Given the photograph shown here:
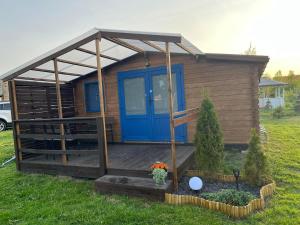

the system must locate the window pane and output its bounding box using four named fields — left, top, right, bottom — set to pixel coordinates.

left=0, top=104, right=3, bottom=110
left=124, top=77, right=146, bottom=115
left=152, top=74, right=178, bottom=114
left=3, top=103, right=11, bottom=110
